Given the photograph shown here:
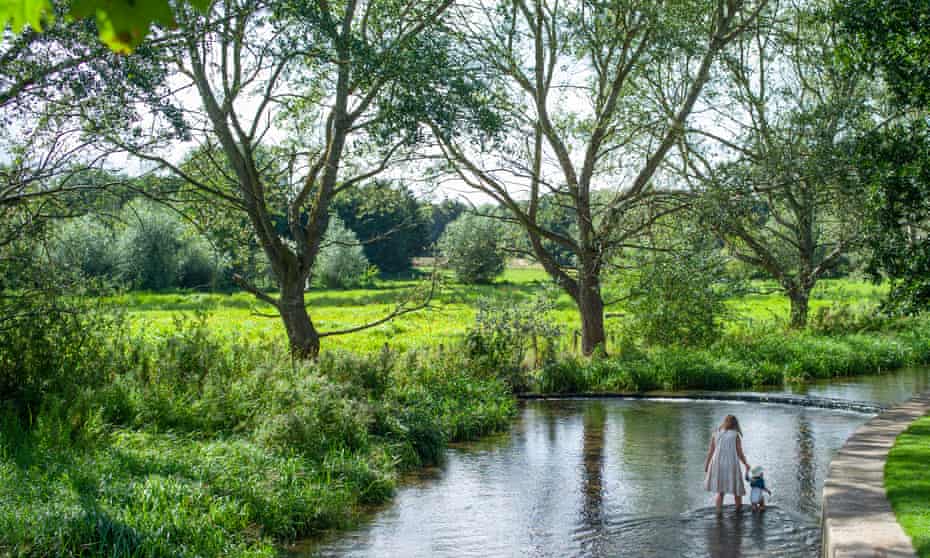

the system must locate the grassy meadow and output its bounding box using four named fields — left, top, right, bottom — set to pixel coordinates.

left=116, top=266, right=889, bottom=354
